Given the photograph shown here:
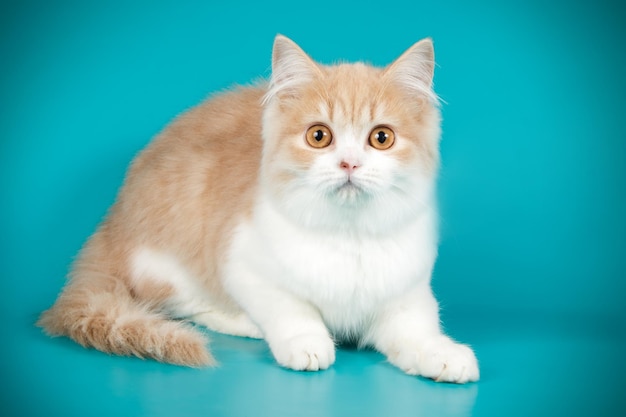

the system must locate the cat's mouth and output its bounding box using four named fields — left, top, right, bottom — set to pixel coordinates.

left=334, top=179, right=365, bottom=202
left=339, top=180, right=359, bottom=190
left=338, top=176, right=360, bottom=188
